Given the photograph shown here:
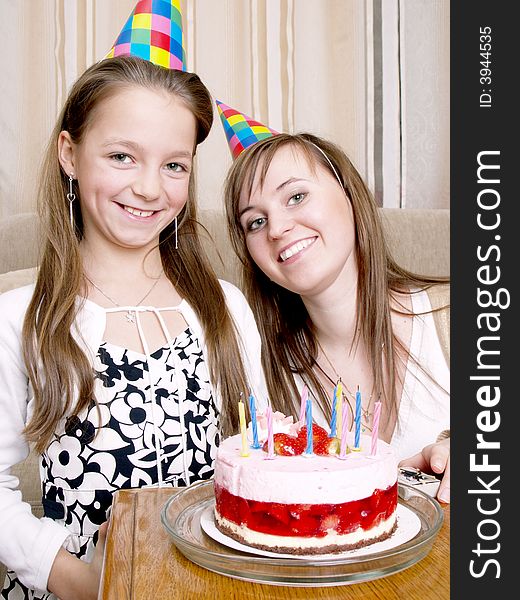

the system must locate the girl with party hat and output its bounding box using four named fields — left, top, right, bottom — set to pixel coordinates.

left=0, top=3, right=266, bottom=599
left=218, top=103, right=450, bottom=505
